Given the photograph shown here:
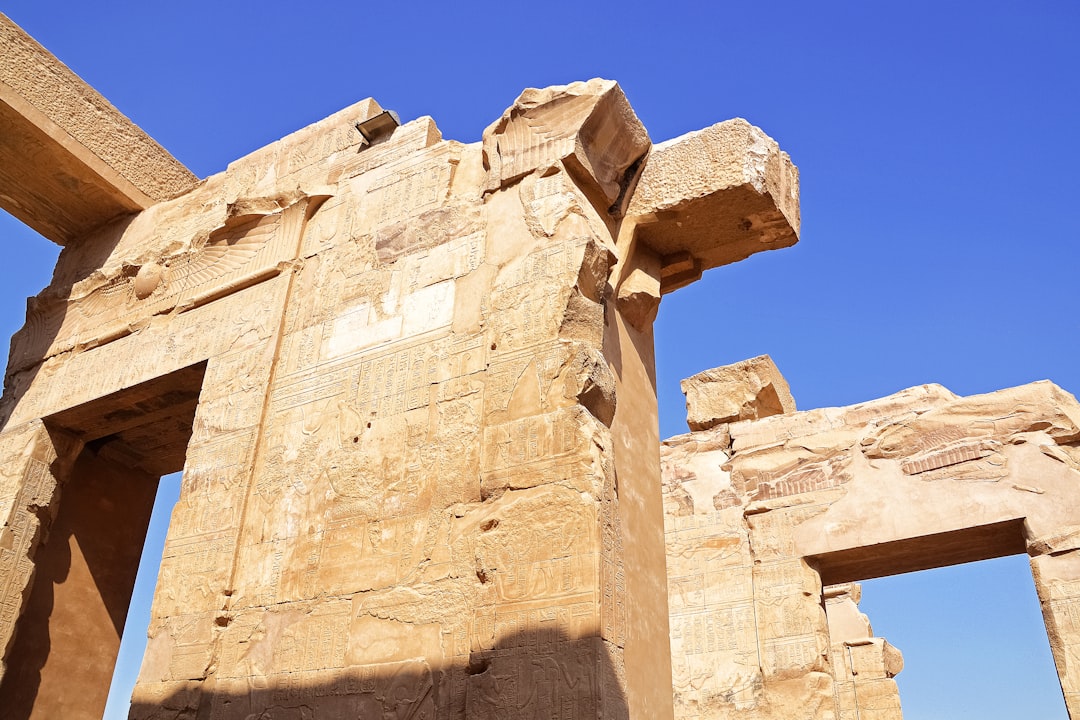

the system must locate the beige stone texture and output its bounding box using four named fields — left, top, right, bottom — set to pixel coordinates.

left=0, top=13, right=196, bottom=244
left=6, top=16, right=1076, bottom=720
left=0, top=21, right=805, bottom=718
left=626, top=119, right=800, bottom=293
left=681, top=355, right=796, bottom=431
left=825, top=585, right=904, bottom=720
left=663, top=372, right=1080, bottom=720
